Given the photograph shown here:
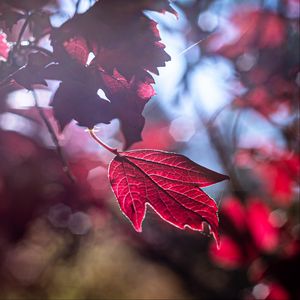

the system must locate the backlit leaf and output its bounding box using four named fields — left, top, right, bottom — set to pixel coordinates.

left=109, top=149, right=229, bottom=244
